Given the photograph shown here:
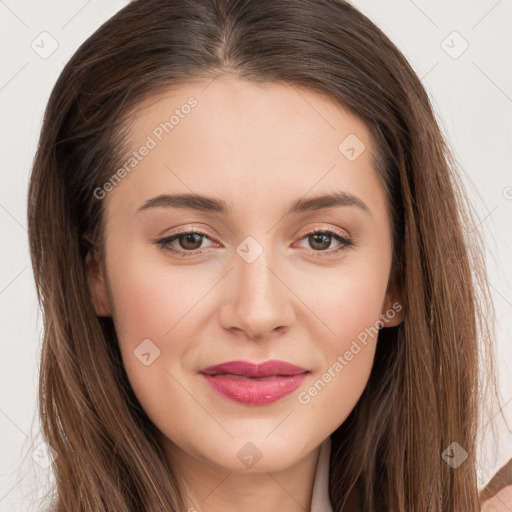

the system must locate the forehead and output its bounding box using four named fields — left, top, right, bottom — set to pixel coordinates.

left=126, top=76, right=372, bottom=152
left=105, top=77, right=384, bottom=217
